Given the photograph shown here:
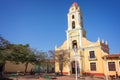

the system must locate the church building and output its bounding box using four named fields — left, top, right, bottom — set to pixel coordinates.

left=55, top=2, right=120, bottom=77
